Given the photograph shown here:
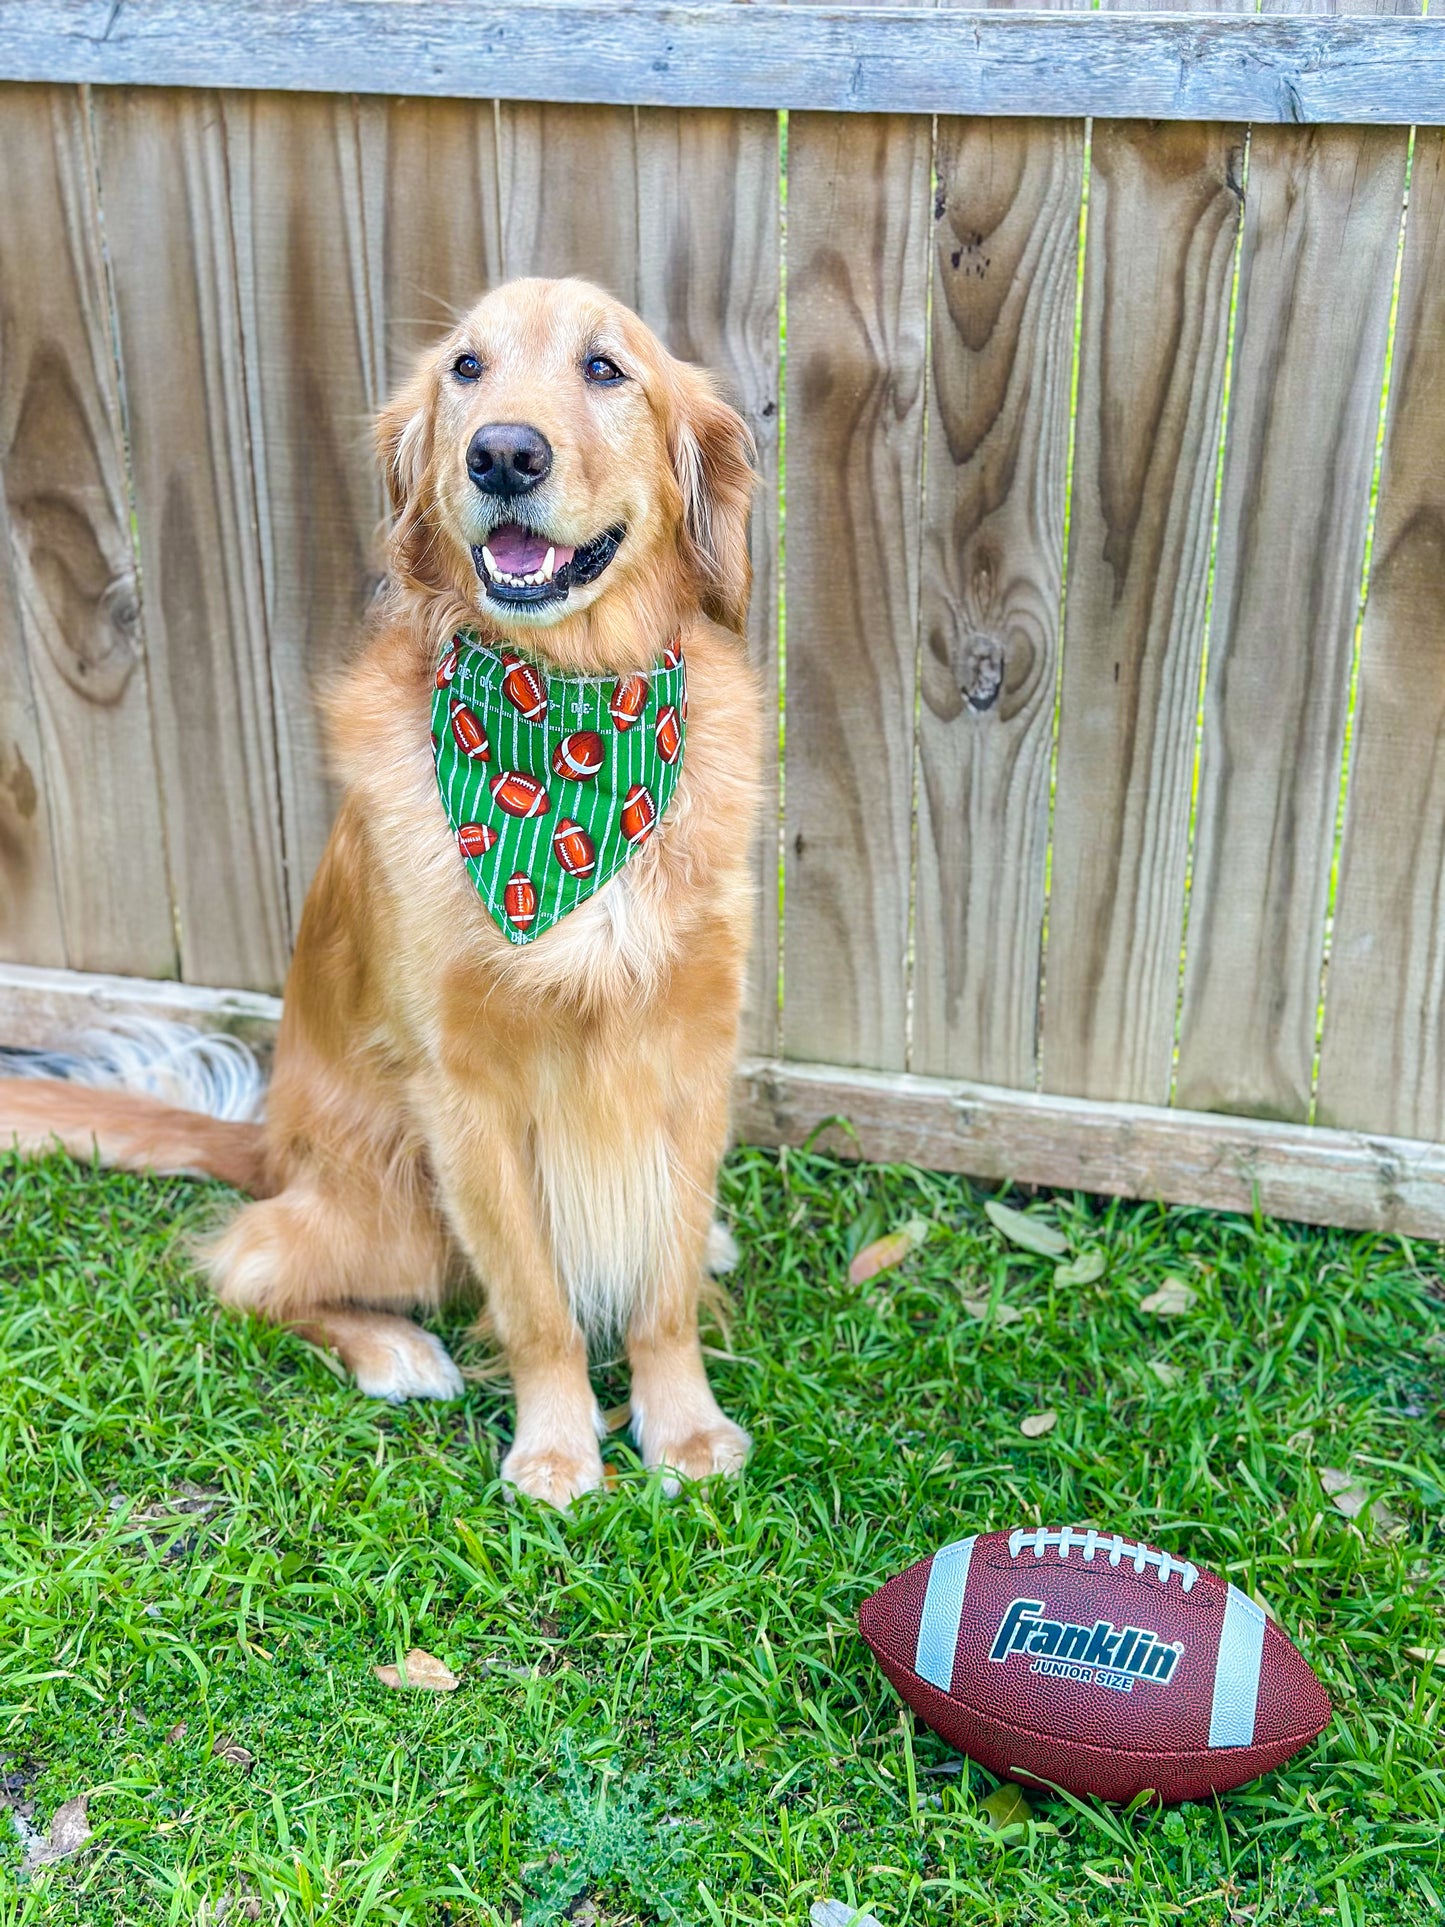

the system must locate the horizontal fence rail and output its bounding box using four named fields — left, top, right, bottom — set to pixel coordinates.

left=1, top=4, right=1444, bottom=124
